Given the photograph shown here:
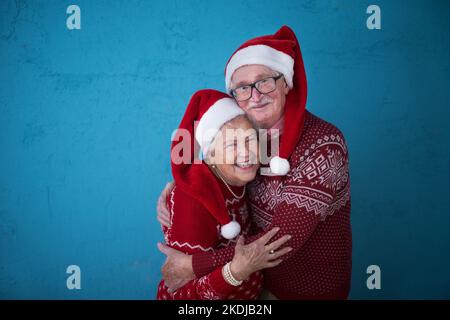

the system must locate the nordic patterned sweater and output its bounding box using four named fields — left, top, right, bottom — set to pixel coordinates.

left=192, top=111, right=352, bottom=300
left=157, top=178, right=263, bottom=300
